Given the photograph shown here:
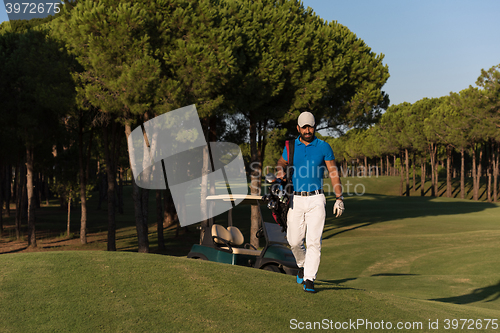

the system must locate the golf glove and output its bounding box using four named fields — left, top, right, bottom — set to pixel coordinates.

left=333, top=200, right=345, bottom=217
